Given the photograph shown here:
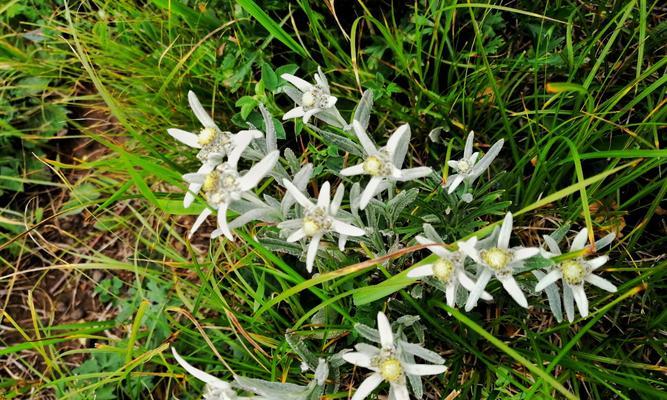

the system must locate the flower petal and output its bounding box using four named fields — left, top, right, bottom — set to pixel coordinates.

left=171, top=348, right=230, bottom=389
left=535, top=269, right=562, bottom=292
left=188, top=91, right=217, bottom=128
left=376, top=312, right=394, bottom=349
left=464, top=130, right=475, bottom=159
left=238, top=150, right=280, bottom=191
left=498, top=212, right=513, bottom=249
left=281, top=73, right=313, bottom=92
left=287, top=228, right=306, bottom=243
left=571, top=284, right=589, bottom=318
left=360, top=177, right=384, bottom=209
left=283, top=106, right=305, bottom=120
left=389, top=382, right=410, bottom=400
left=282, top=178, right=314, bottom=208
left=500, top=276, right=528, bottom=308
left=395, top=167, right=433, bottom=182
left=571, top=228, right=589, bottom=251
left=189, top=208, right=212, bottom=238
left=229, top=130, right=262, bottom=167
left=446, top=174, right=464, bottom=194
left=352, top=120, right=377, bottom=155
left=386, top=124, right=410, bottom=164
left=587, top=255, right=609, bottom=270
left=317, top=181, right=331, bottom=209
left=446, top=282, right=457, bottom=308
left=415, top=235, right=450, bottom=258
left=168, top=128, right=202, bottom=148
left=305, top=234, right=321, bottom=273
left=457, top=237, right=481, bottom=264
left=340, top=163, right=366, bottom=176
left=351, top=373, right=383, bottom=400
left=407, top=264, right=434, bottom=278
left=342, top=352, right=373, bottom=369
left=585, top=274, right=617, bottom=292
left=216, top=202, right=233, bottom=240
left=332, top=219, right=365, bottom=237
left=513, top=247, right=540, bottom=261
left=338, top=234, right=348, bottom=251
left=302, top=107, right=321, bottom=123
left=403, top=363, right=447, bottom=376
left=470, top=139, right=503, bottom=179
left=563, top=285, right=575, bottom=322
left=330, top=183, right=345, bottom=215
left=447, top=160, right=459, bottom=170
left=465, top=269, right=493, bottom=311
left=542, top=234, right=562, bottom=256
